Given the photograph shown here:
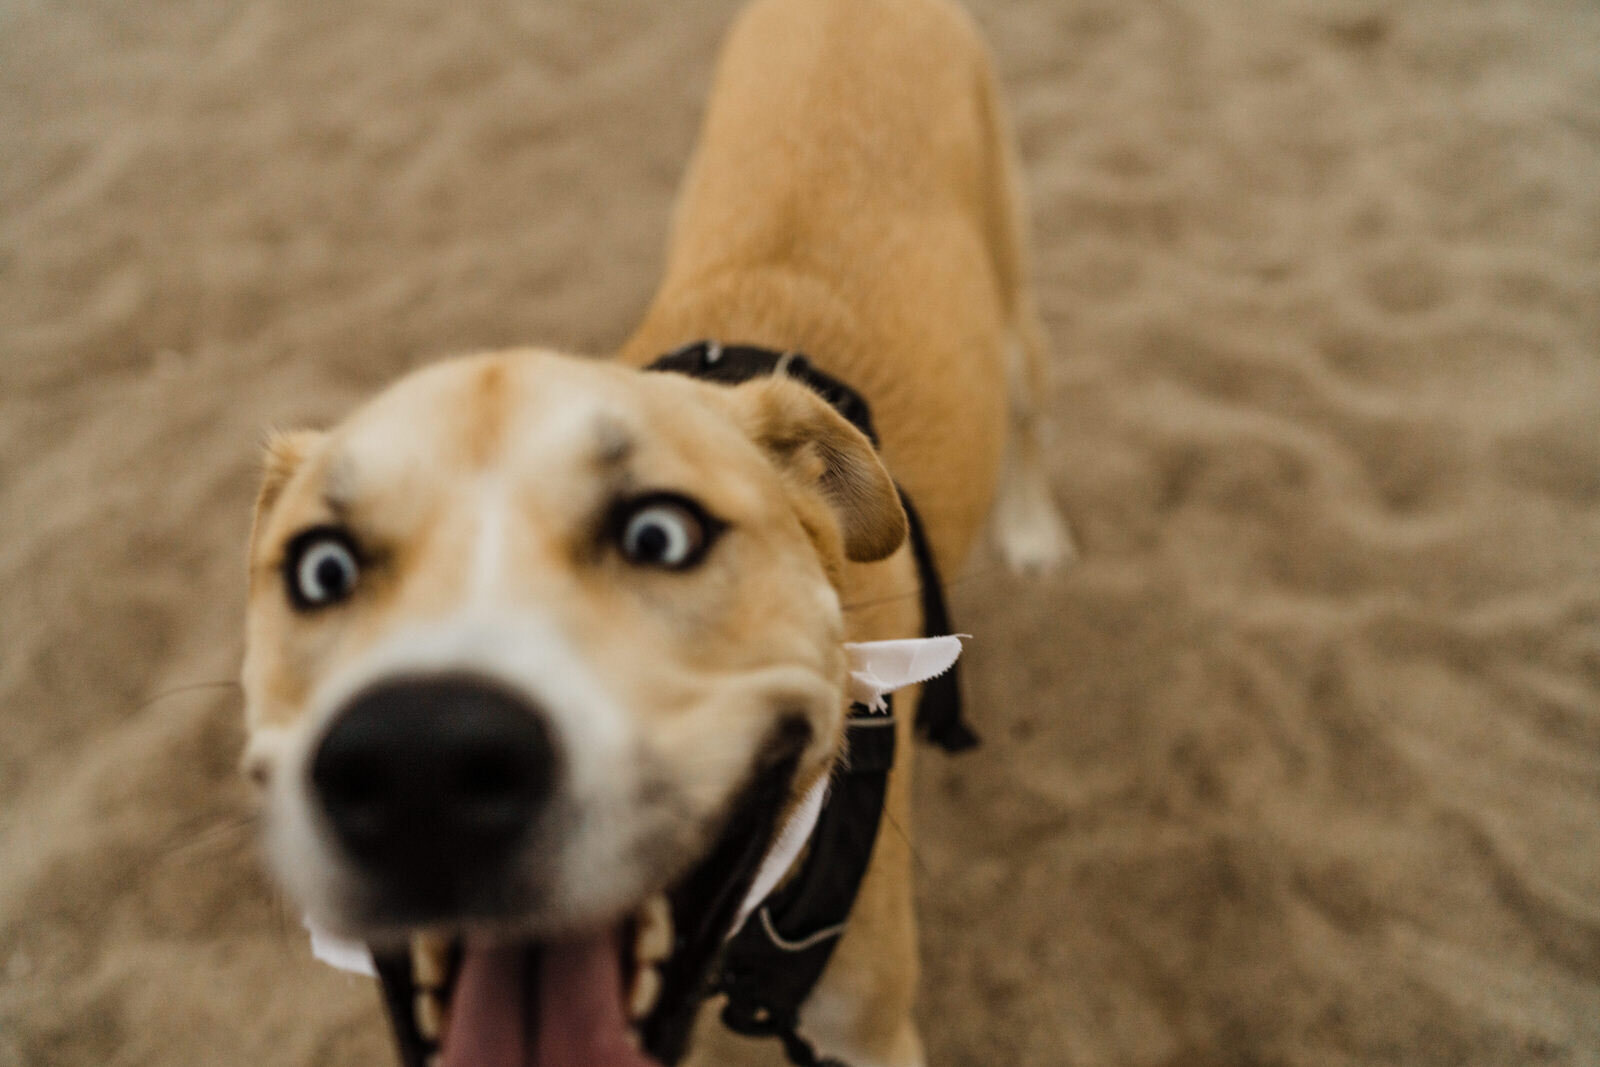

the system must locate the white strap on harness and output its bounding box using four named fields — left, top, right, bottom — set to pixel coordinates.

left=305, top=635, right=965, bottom=974
left=731, top=635, right=965, bottom=932
left=842, top=635, right=966, bottom=713
left=307, top=915, right=376, bottom=976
